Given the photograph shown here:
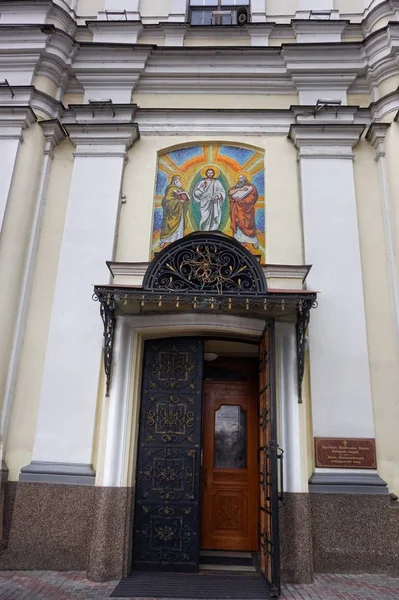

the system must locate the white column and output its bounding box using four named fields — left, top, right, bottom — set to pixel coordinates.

left=169, top=0, right=187, bottom=22
left=0, top=108, right=36, bottom=236
left=250, top=0, right=267, bottom=22
left=366, top=124, right=399, bottom=355
left=276, top=322, right=306, bottom=493
left=102, top=318, right=135, bottom=487
left=0, top=121, right=66, bottom=464
left=290, top=125, right=375, bottom=438
left=20, top=122, right=139, bottom=484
